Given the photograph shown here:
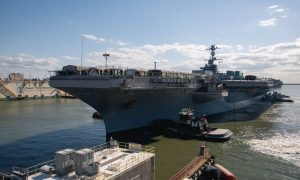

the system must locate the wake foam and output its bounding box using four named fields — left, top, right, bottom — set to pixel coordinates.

left=246, top=132, right=300, bottom=167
